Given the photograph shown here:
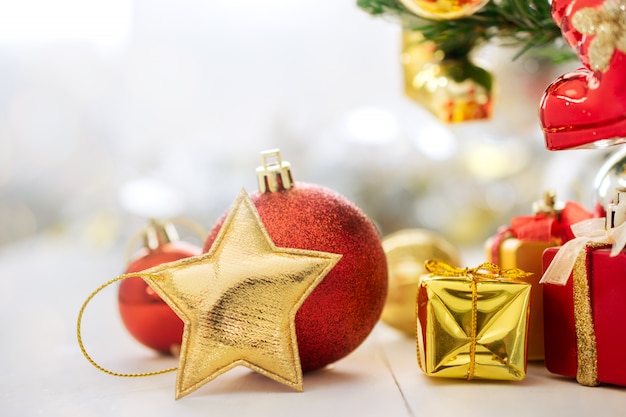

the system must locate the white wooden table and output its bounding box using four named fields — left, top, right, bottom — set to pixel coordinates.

left=1, top=234, right=624, bottom=417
